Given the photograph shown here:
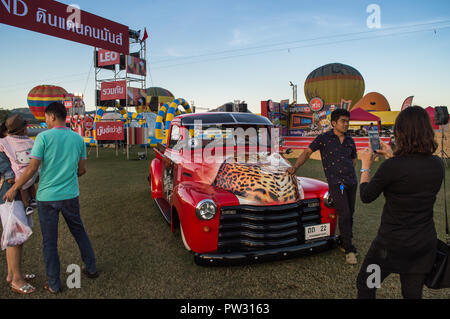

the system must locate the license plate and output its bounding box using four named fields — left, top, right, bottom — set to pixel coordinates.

left=305, top=223, right=330, bottom=241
